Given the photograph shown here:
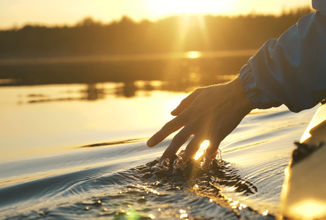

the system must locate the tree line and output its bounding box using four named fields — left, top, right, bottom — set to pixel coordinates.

left=0, top=7, right=312, bottom=59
